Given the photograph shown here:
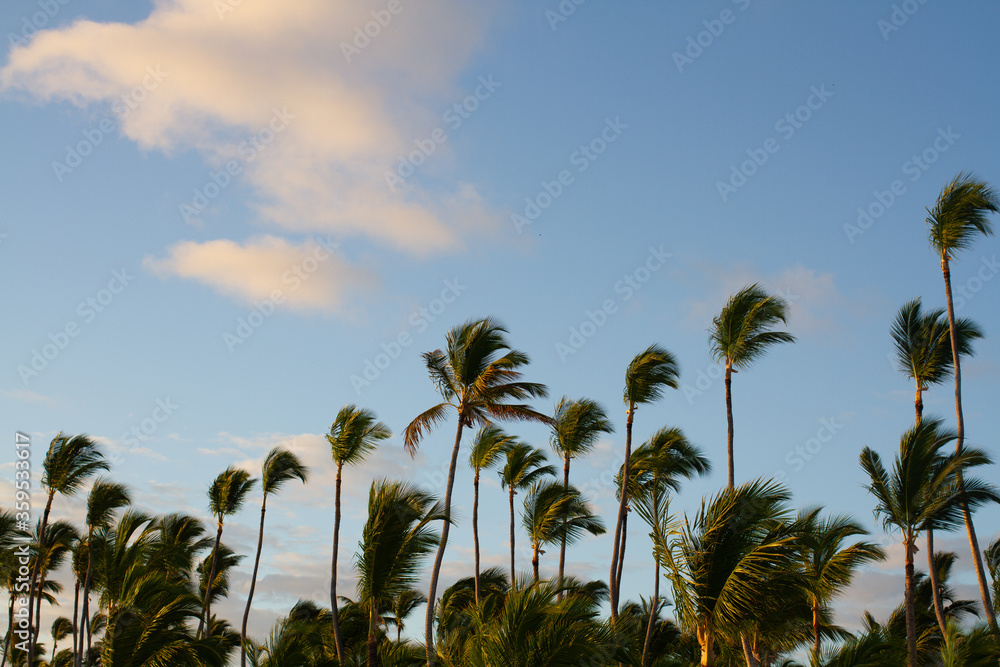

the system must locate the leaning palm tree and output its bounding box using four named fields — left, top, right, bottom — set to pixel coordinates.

left=78, top=478, right=131, bottom=666
left=521, top=479, right=605, bottom=583
left=609, top=344, right=679, bottom=622
left=27, top=432, right=107, bottom=667
left=500, top=443, right=555, bottom=587
left=241, top=447, right=309, bottom=667
left=50, top=617, right=71, bottom=665
left=710, top=284, right=795, bottom=489
left=390, top=588, right=427, bottom=643
left=31, top=519, right=78, bottom=661
left=327, top=404, right=391, bottom=662
left=798, top=512, right=886, bottom=665
left=201, top=466, right=257, bottom=639
left=355, top=480, right=444, bottom=667
left=860, top=417, right=999, bottom=667
left=468, top=425, right=516, bottom=604
left=402, top=316, right=550, bottom=665
left=550, top=397, right=614, bottom=593
left=890, top=298, right=983, bottom=637
left=926, top=172, right=1000, bottom=634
